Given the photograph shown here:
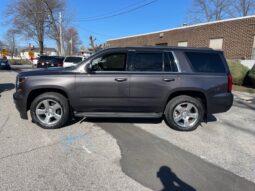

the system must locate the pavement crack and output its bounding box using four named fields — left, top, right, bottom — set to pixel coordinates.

left=0, top=114, right=10, bottom=135
left=0, top=141, right=61, bottom=161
